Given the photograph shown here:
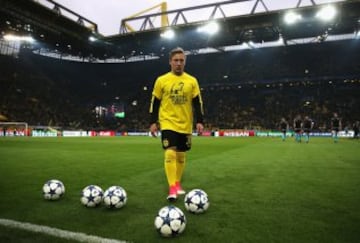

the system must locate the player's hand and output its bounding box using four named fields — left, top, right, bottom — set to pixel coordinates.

left=150, top=123, right=158, bottom=137
left=196, top=123, right=204, bottom=135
